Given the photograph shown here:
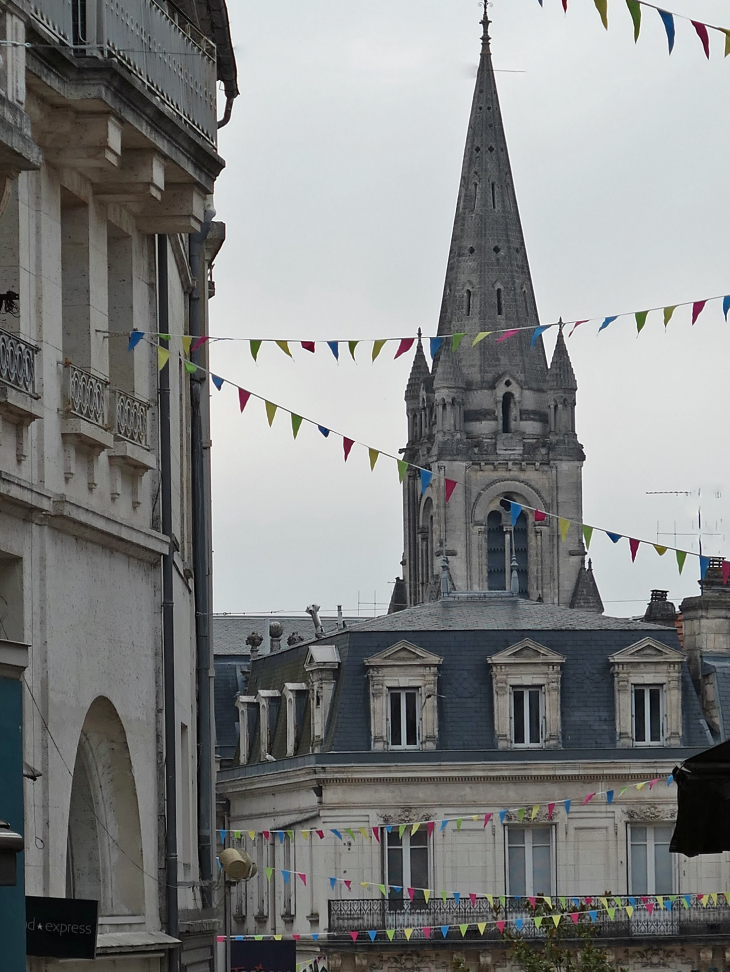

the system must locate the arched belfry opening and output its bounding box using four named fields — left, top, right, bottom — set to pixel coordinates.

left=66, top=697, right=145, bottom=917
left=501, top=391, right=514, bottom=433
